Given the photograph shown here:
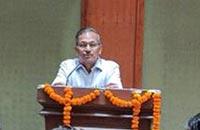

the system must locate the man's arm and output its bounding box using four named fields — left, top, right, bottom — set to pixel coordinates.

left=51, top=62, right=67, bottom=86
left=106, top=64, right=123, bottom=89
